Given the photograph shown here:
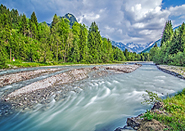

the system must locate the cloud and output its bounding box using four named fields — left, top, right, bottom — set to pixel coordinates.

left=1, top=0, right=185, bottom=45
